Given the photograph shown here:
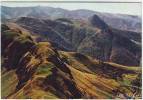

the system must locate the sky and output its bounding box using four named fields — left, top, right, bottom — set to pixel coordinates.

left=1, top=1, right=142, bottom=16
